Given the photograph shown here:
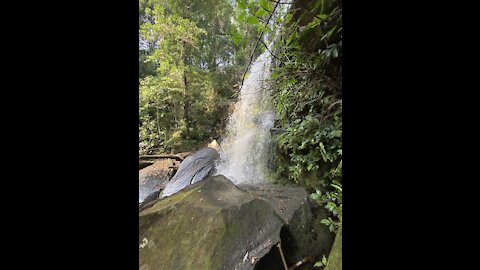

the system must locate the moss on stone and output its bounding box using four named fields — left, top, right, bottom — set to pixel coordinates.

left=139, top=175, right=335, bottom=270
left=325, top=225, right=342, bottom=270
